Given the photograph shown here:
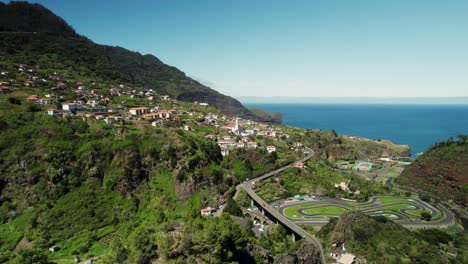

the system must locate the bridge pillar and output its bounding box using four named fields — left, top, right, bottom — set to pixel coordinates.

left=261, top=209, right=265, bottom=215
left=291, top=233, right=296, bottom=243
left=251, top=199, right=254, bottom=207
